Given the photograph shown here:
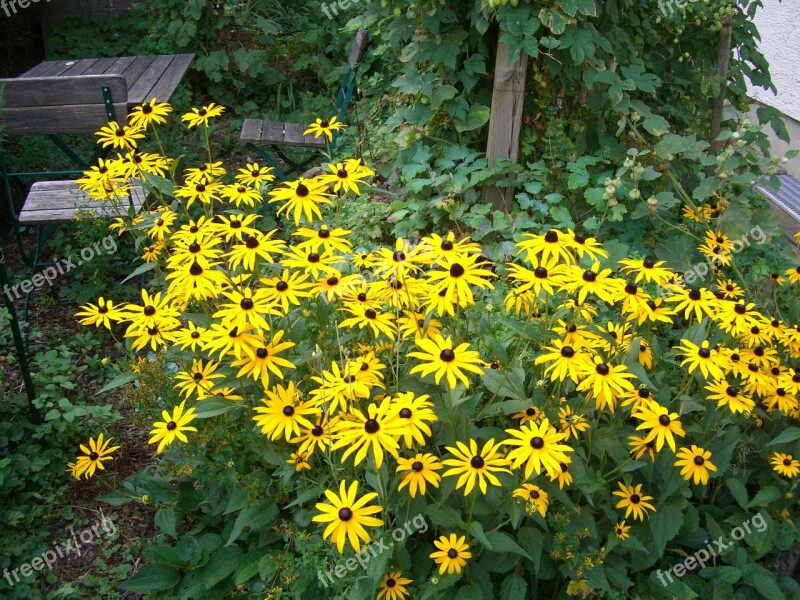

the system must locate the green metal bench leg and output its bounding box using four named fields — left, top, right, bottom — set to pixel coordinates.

left=0, top=251, right=39, bottom=421
left=246, top=143, right=289, bottom=182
